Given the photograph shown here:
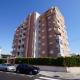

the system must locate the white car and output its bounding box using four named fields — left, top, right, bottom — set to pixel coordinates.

left=0, top=64, right=16, bottom=72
